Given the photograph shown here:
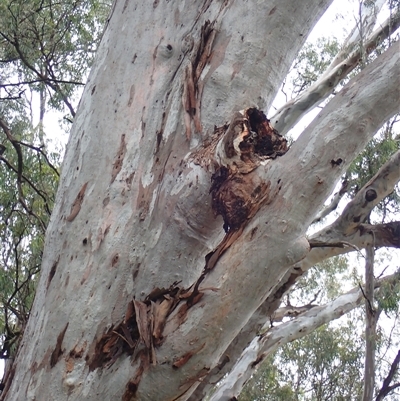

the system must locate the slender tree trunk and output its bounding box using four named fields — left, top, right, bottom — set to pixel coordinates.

left=363, top=245, right=380, bottom=401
